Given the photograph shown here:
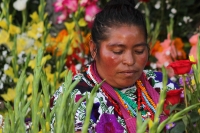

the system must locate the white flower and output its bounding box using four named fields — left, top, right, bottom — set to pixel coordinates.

left=1, top=74, right=6, bottom=82
left=2, top=50, right=7, bottom=57
left=183, top=16, right=193, bottom=23
left=3, top=64, right=9, bottom=71
left=171, top=8, right=177, bottom=14
left=167, top=4, right=171, bottom=9
left=169, top=13, right=174, bottom=18
left=0, top=114, right=3, bottom=126
left=155, top=1, right=161, bottom=9
left=13, top=0, right=28, bottom=11
left=0, top=81, right=3, bottom=89
left=150, top=63, right=157, bottom=69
